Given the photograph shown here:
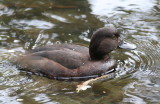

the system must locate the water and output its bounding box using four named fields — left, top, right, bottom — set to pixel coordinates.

left=0, top=0, right=160, bottom=103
